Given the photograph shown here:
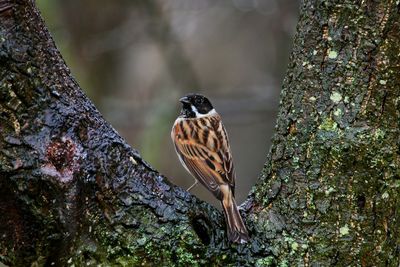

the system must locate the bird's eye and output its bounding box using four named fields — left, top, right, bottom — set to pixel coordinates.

left=195, top=98, right=202, bottom=104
